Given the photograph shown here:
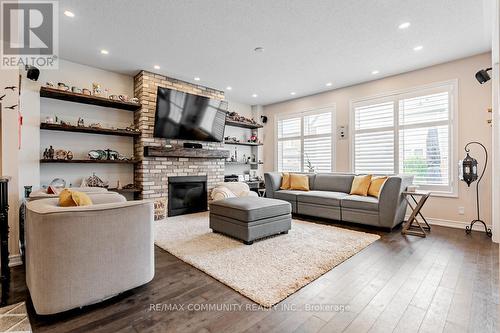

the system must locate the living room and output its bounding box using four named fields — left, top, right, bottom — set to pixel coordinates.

left=0, top=1, right=498, bottom=332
